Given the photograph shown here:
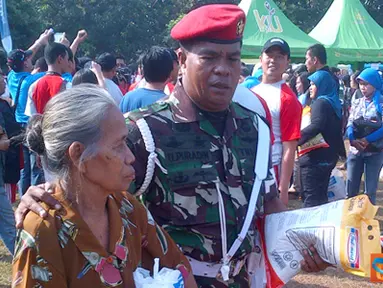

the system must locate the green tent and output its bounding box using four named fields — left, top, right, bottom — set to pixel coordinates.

left=239, top=0, right=317, bottom=59
left=309, top=0, right=383, bottom=64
